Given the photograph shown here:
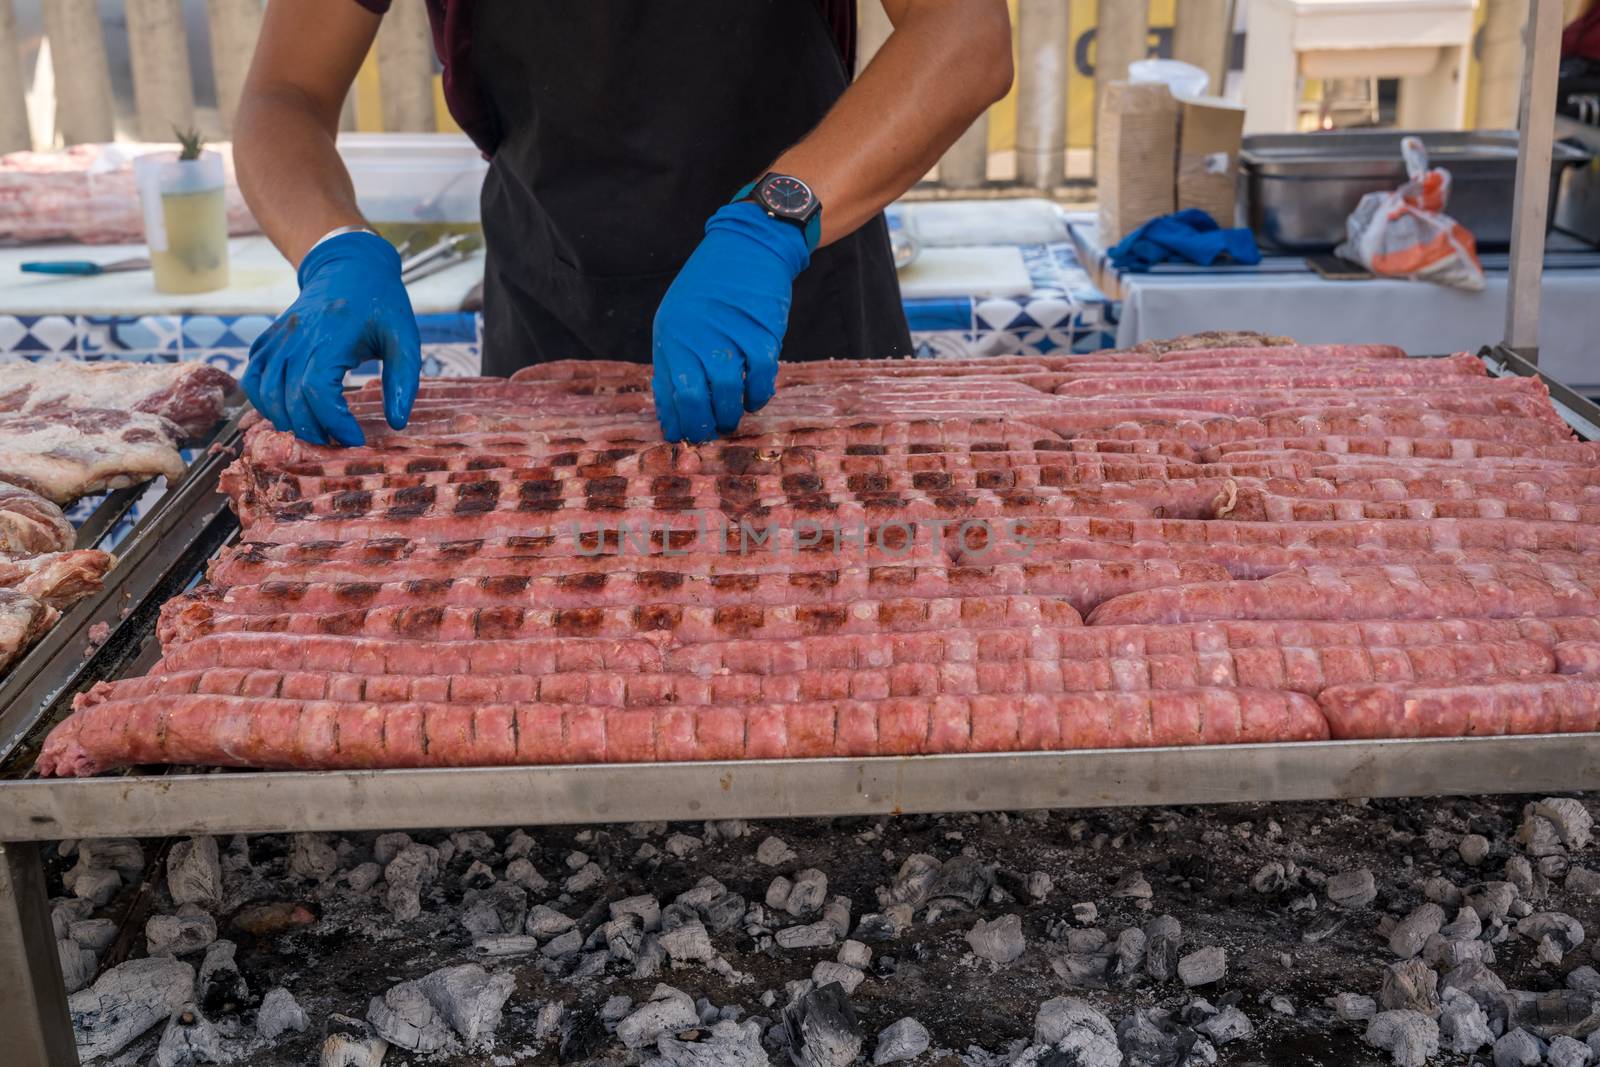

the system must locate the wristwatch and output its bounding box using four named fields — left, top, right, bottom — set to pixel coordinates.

left=734, top=172, right=823, bottom=252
